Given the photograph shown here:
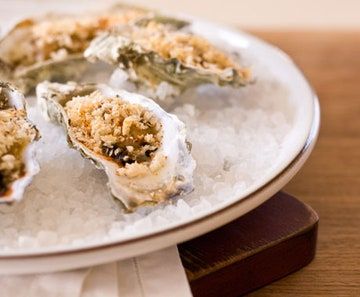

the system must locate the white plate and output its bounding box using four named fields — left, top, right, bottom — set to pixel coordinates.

left=0, top=16, right=320, bottom=274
